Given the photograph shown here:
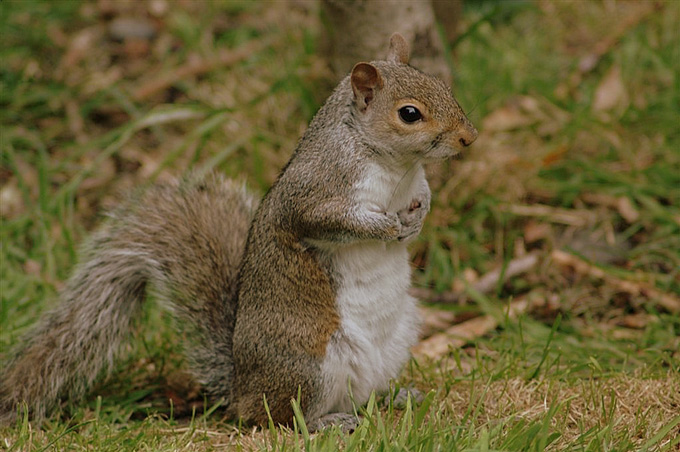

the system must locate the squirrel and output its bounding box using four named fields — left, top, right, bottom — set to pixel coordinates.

left=0, top=33, right=477, bottom=430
